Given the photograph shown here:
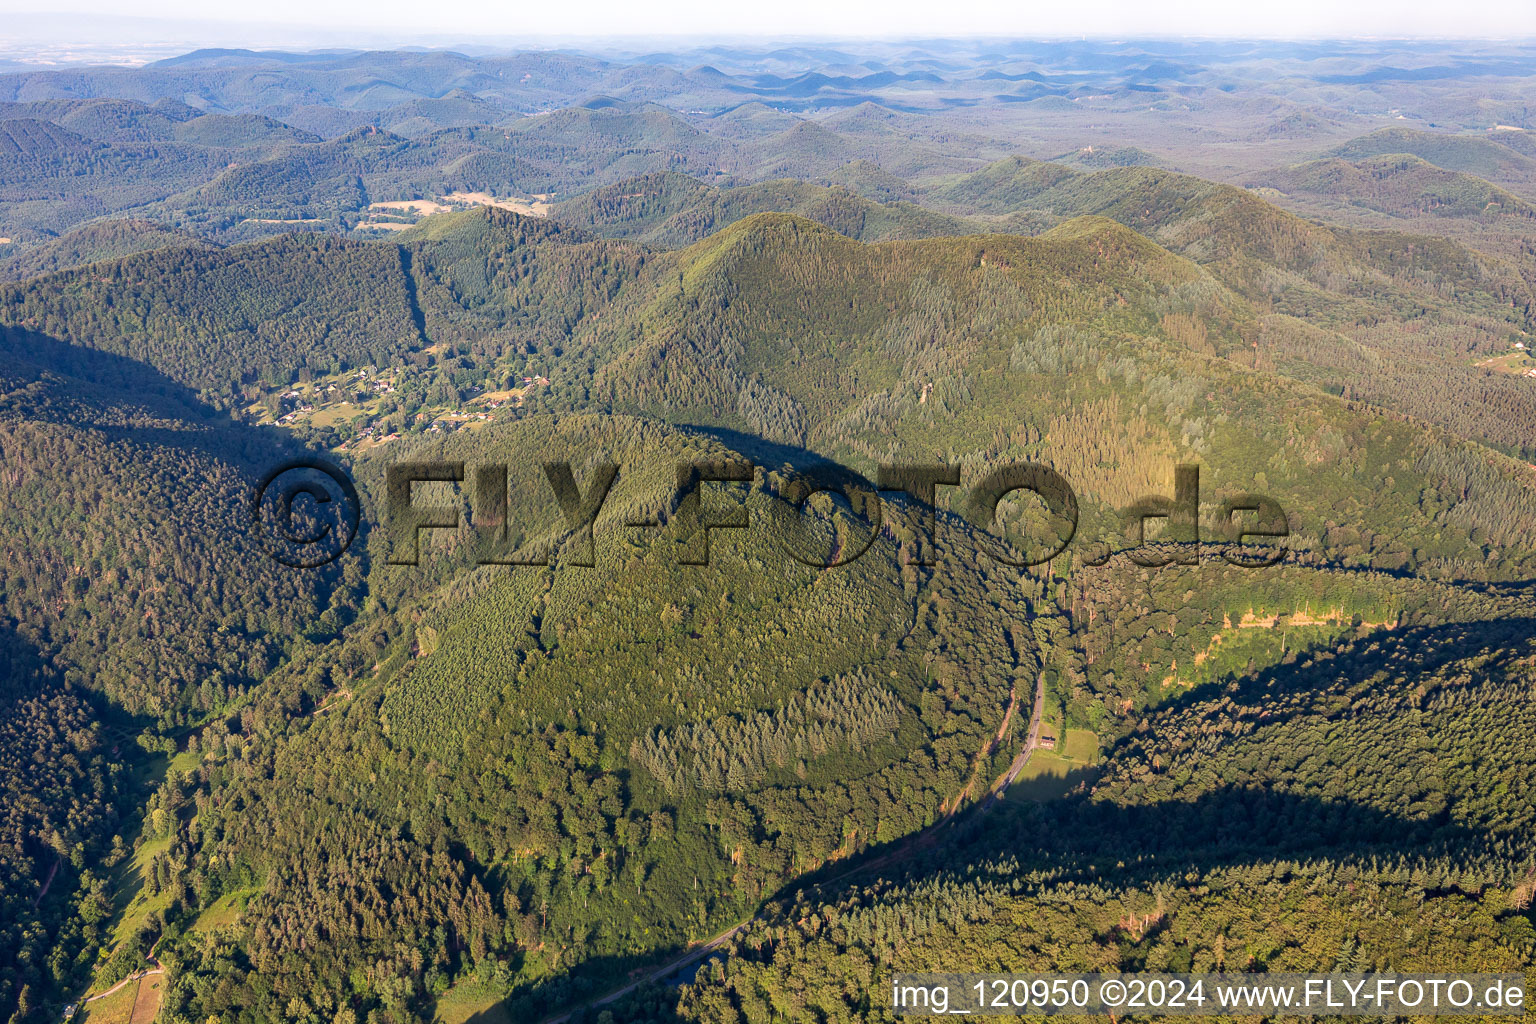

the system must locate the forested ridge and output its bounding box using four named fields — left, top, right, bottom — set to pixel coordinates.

left=0, top=339, right=362, bottom=1021
left=0, top=235, right=425, bottom=405
left=551, top=172, right=980, bottom=247
left=0, top=105, right=1533, bottom=1024
left=658, top=614, right=1536, bottom=1024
